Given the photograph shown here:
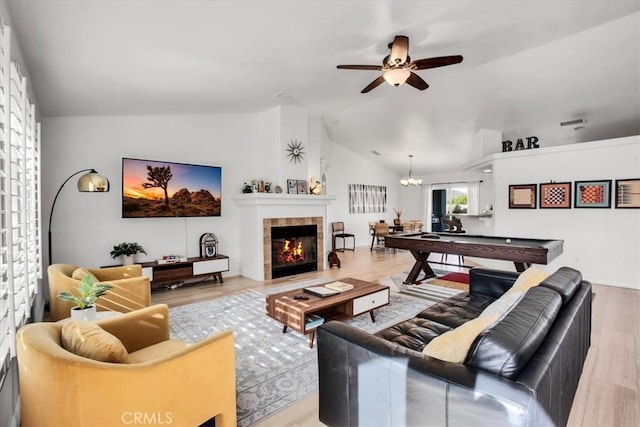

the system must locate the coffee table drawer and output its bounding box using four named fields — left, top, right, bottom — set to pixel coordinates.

left=352, top=289, right=389, bottom=316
